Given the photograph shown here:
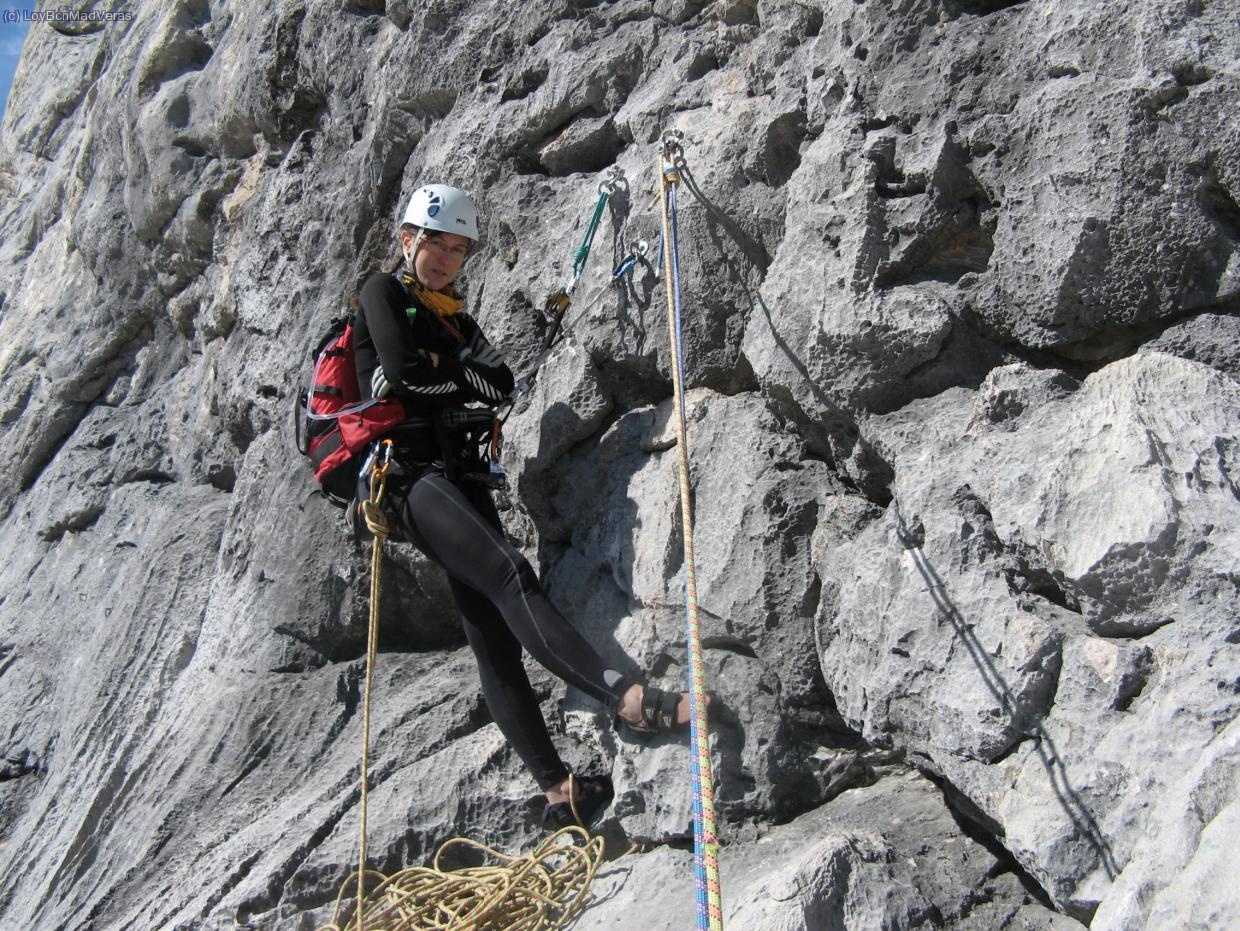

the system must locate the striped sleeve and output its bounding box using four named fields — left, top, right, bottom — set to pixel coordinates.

left=450, top=314, right=515, bottom=404
left=398, top=378, right=461, bottom=397
left=460, top=365, right=509, bottom=402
